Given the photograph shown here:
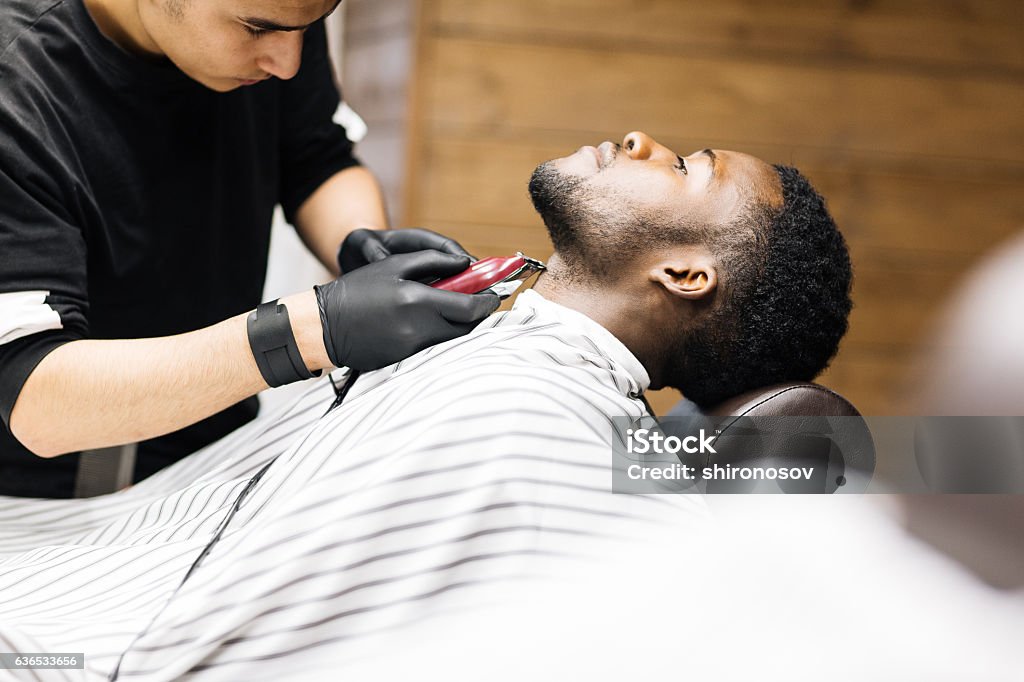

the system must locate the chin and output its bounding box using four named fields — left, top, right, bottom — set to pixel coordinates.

left=205, top=78, right=241, bottom=93
left=179, top=68, right=239, bottom=92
